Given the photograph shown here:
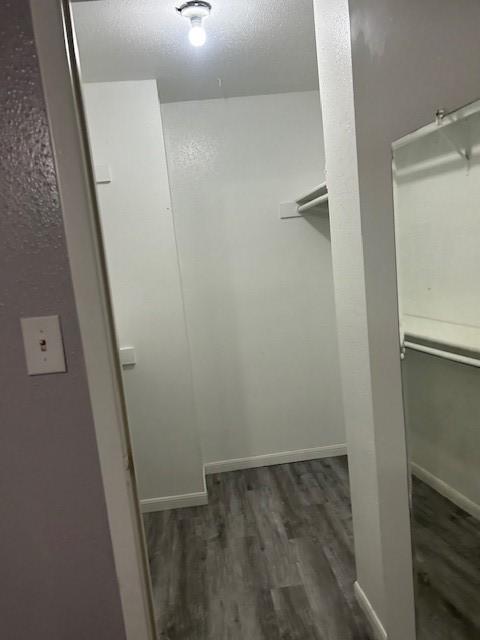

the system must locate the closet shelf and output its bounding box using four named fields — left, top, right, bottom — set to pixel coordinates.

left=279, top=182, right=329, bottom=219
